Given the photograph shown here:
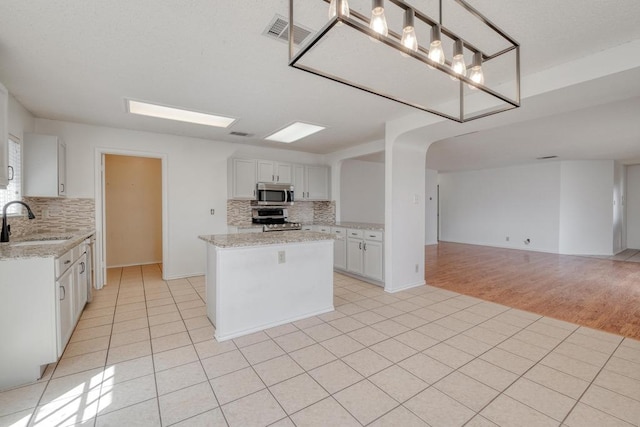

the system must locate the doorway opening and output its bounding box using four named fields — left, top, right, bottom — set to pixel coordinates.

left=105, top=154, right=162, bottom=269
left=94, top=149, right=168, bottom=288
